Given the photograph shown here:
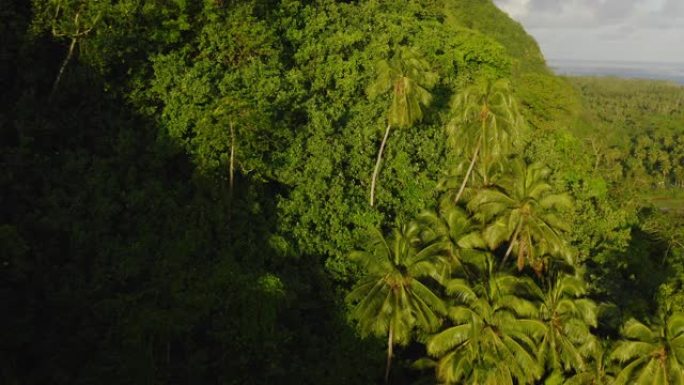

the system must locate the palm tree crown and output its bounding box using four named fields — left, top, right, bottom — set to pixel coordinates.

left=426, top=257, right=545, bottom=385
left=535, top=274, right=599, bottom=374
left=467, top=159, right=572, bottom=273
left=565, top=348, right=616, bottom=385
left=367, top=47, right=438, bottom=128
left=611, top=312, right=684, bottom=385
left=347, top=223, right=446, bottom=382
left=416, top=199, right=487, bottom=281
